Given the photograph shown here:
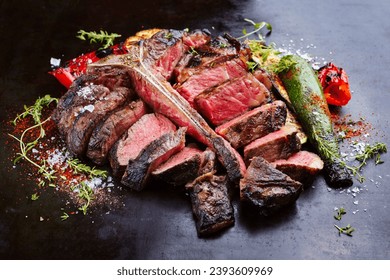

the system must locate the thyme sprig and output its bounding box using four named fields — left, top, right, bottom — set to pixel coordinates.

left=77, top=181, right=95, bottom=215
left=76, top=29, right=121, bottom=49
left=334, top=224, right=355, bottom=236
left=8, top=95, right=58, bottom=187
left=67, top=158, right=108, bottom=179
left=237, top=18, right=272, bottom=41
